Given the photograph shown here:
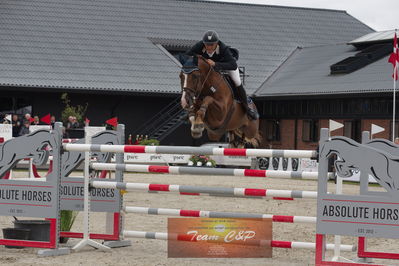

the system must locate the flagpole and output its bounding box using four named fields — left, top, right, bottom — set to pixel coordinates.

left=393, top=64, right=396, bottom=142
left=393, top=29, right=398, bottom=142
